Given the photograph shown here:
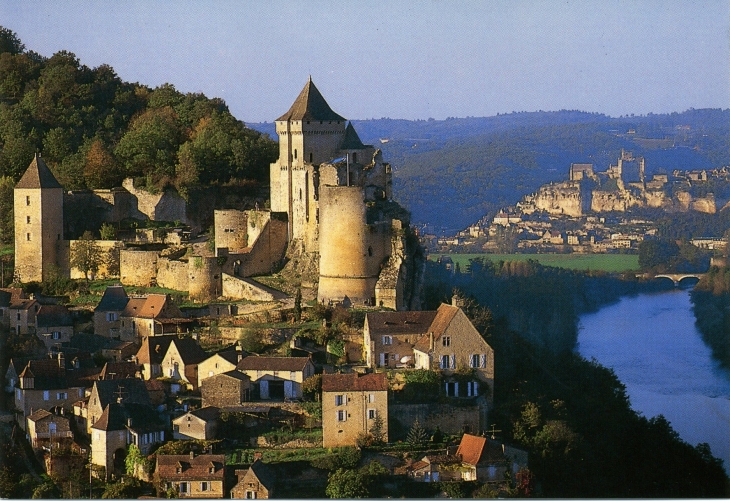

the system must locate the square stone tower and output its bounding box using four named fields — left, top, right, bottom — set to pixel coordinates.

left=14, top=154, right=64, bottom=282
